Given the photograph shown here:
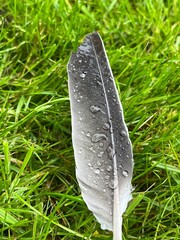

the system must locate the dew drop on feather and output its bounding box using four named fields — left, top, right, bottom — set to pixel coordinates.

left=91, top=133, right=108, bottom=143
left=80, top=73, right=85, bottom=78
left=102, top=122, right=110, bottom=130
left=120, top=130, right=127, bottom=137
left=94, top=168, right=100, bottom=174
left=90, top=105, right=101, bottom=113
left=106, top=166, right=112, bottom=172
left=122, top=170, right=129, bottom=177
